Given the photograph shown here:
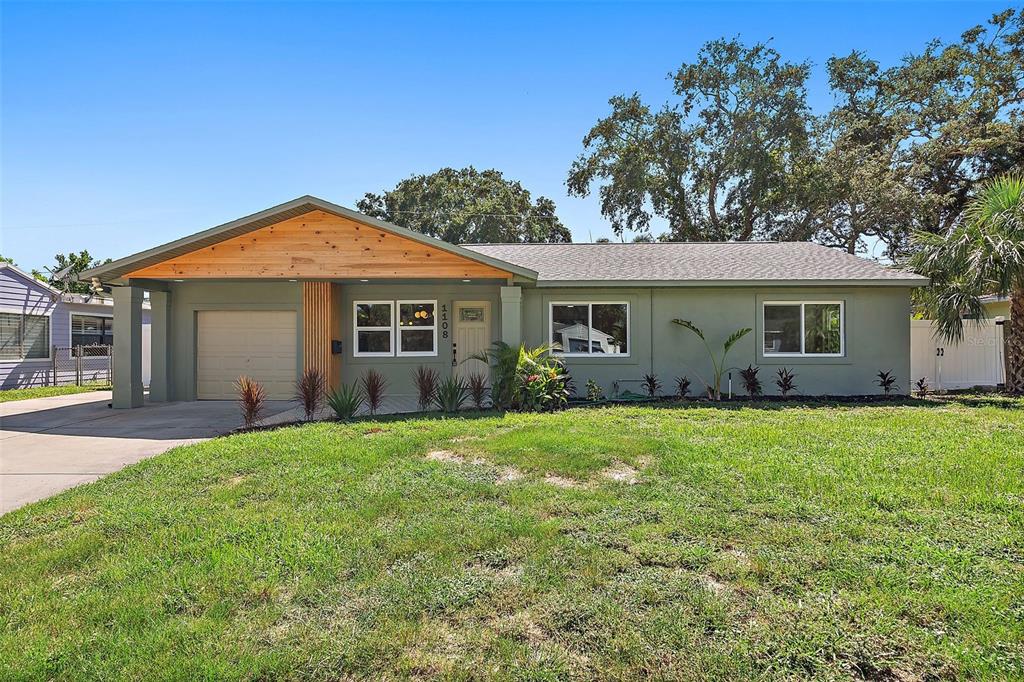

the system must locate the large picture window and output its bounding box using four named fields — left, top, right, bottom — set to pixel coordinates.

left=71, top=314, right=113, bottom=347
left=763, top=301, right=843, bottom=356
left=353, top=301, right=394, bottom=356
left=397, top=301, right=437, bottom=356
left=550, top=302, right=629, bottom=356
left=0, top=311, right=50, bottom=360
